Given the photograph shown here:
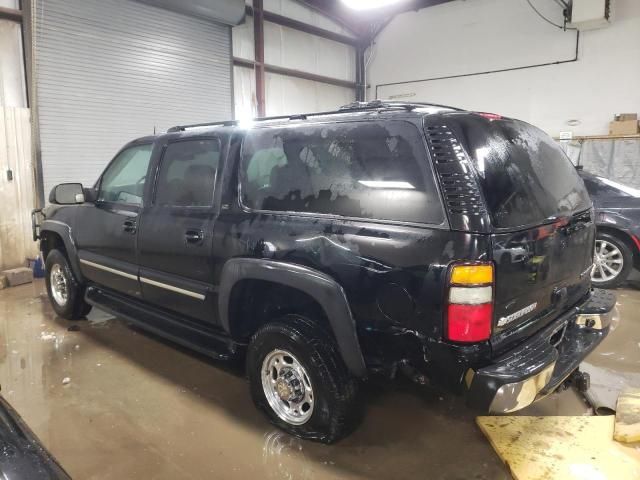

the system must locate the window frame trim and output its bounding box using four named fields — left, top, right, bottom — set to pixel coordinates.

left=236, top=119, right=449, bottom=230
left=151, top=136, right=222, bottom=209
